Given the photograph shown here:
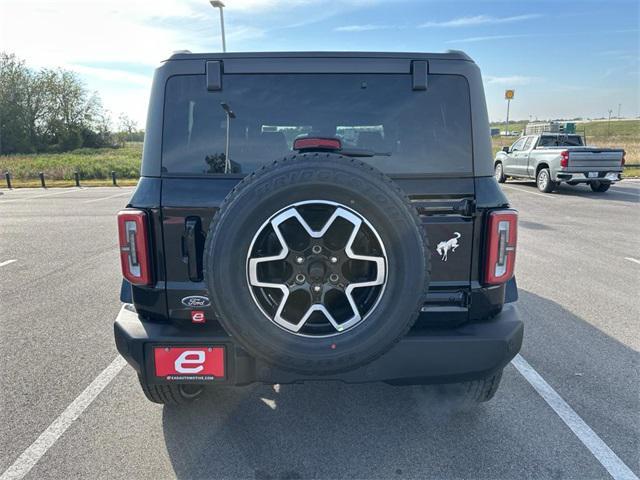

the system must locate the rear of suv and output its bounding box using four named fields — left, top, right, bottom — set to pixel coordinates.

left=114, top=51, right=523, bottom=405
